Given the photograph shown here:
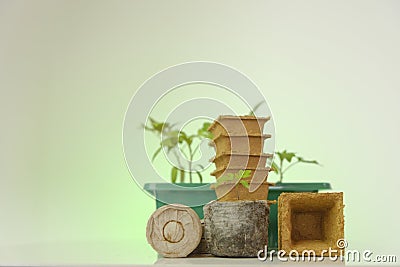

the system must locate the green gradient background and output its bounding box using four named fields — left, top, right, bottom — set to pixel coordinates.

left=1, top=0, right=399, bottom=265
